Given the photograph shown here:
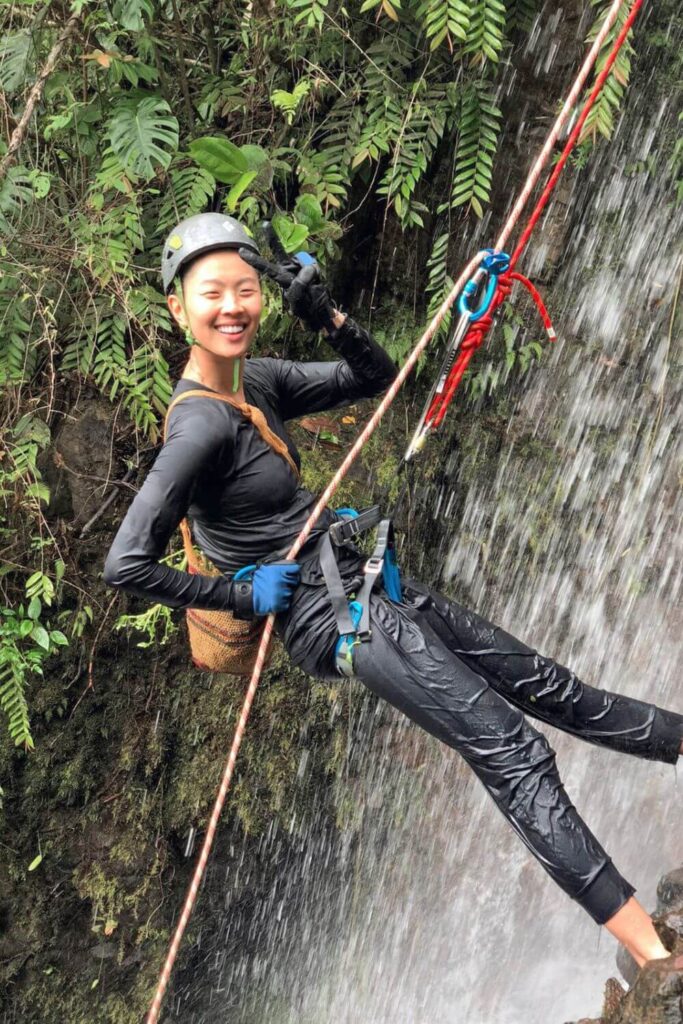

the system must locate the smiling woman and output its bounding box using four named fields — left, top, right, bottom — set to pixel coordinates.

left=102, top=212, right=683, bottom=990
